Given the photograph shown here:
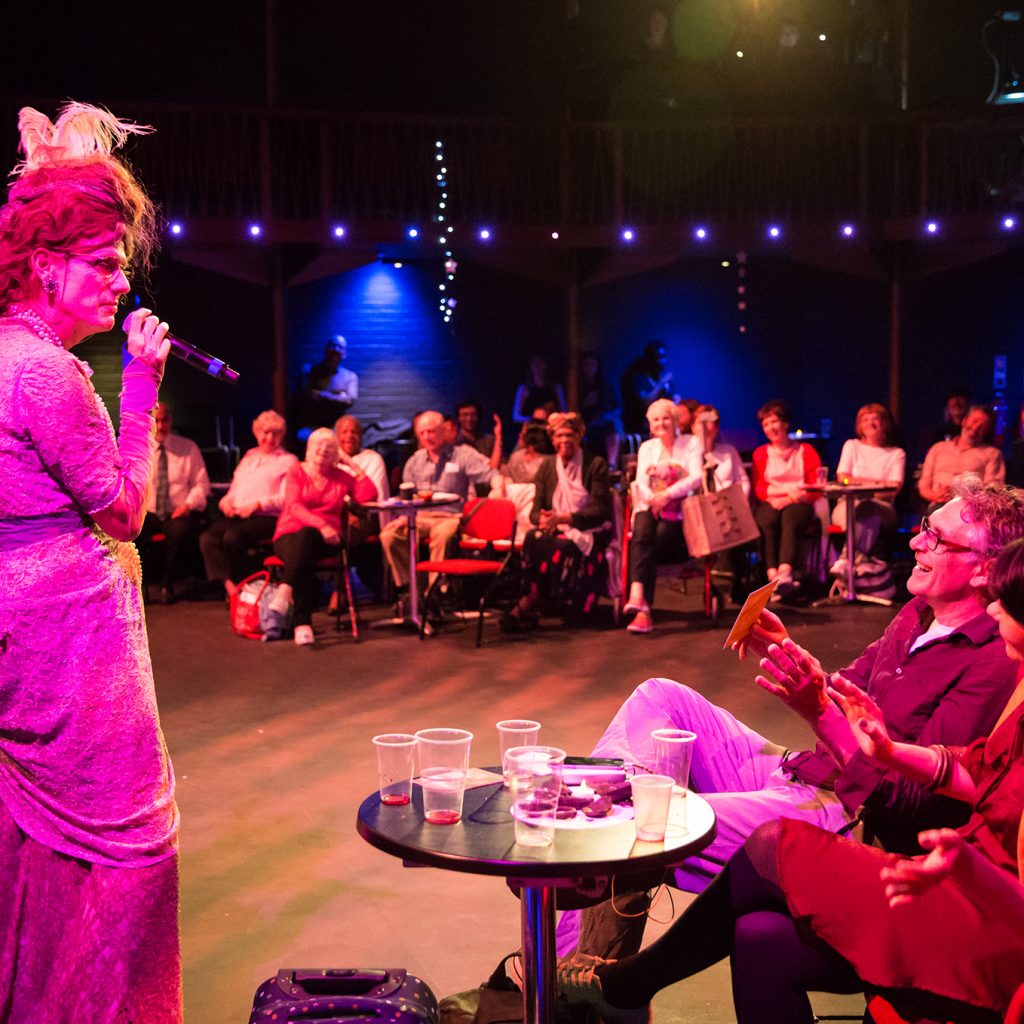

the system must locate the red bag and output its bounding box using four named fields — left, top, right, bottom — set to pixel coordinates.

left=230, top=570, right=271, bottom=639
